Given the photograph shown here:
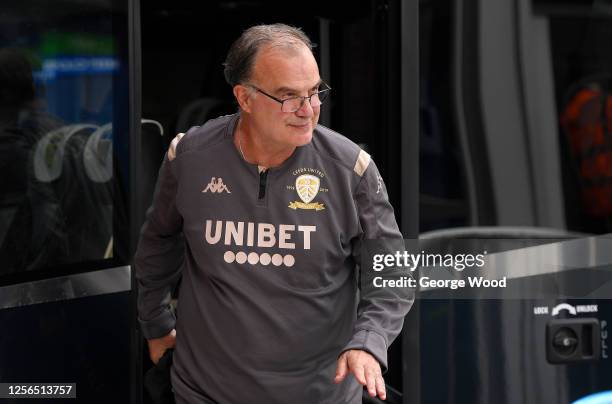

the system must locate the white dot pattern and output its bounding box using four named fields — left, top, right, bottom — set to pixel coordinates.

left=272, top=254, right=283, bottom=266
left=224, top=251, right=295, bottom=268
left=247, top=252, right=259, bottom=265
left=236, top=251, right=247, bottom=264
left=223, top=251, right=235, bottom=263
left=259, top=253, right=271, bottom=266
left=283, top=254, right=295, bottom=267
